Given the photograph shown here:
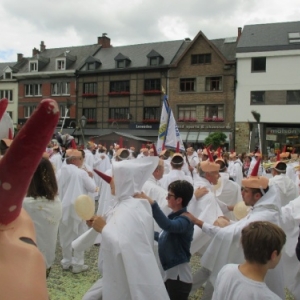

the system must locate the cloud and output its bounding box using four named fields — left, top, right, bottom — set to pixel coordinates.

left=0, top=0, right=299, bottom=61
